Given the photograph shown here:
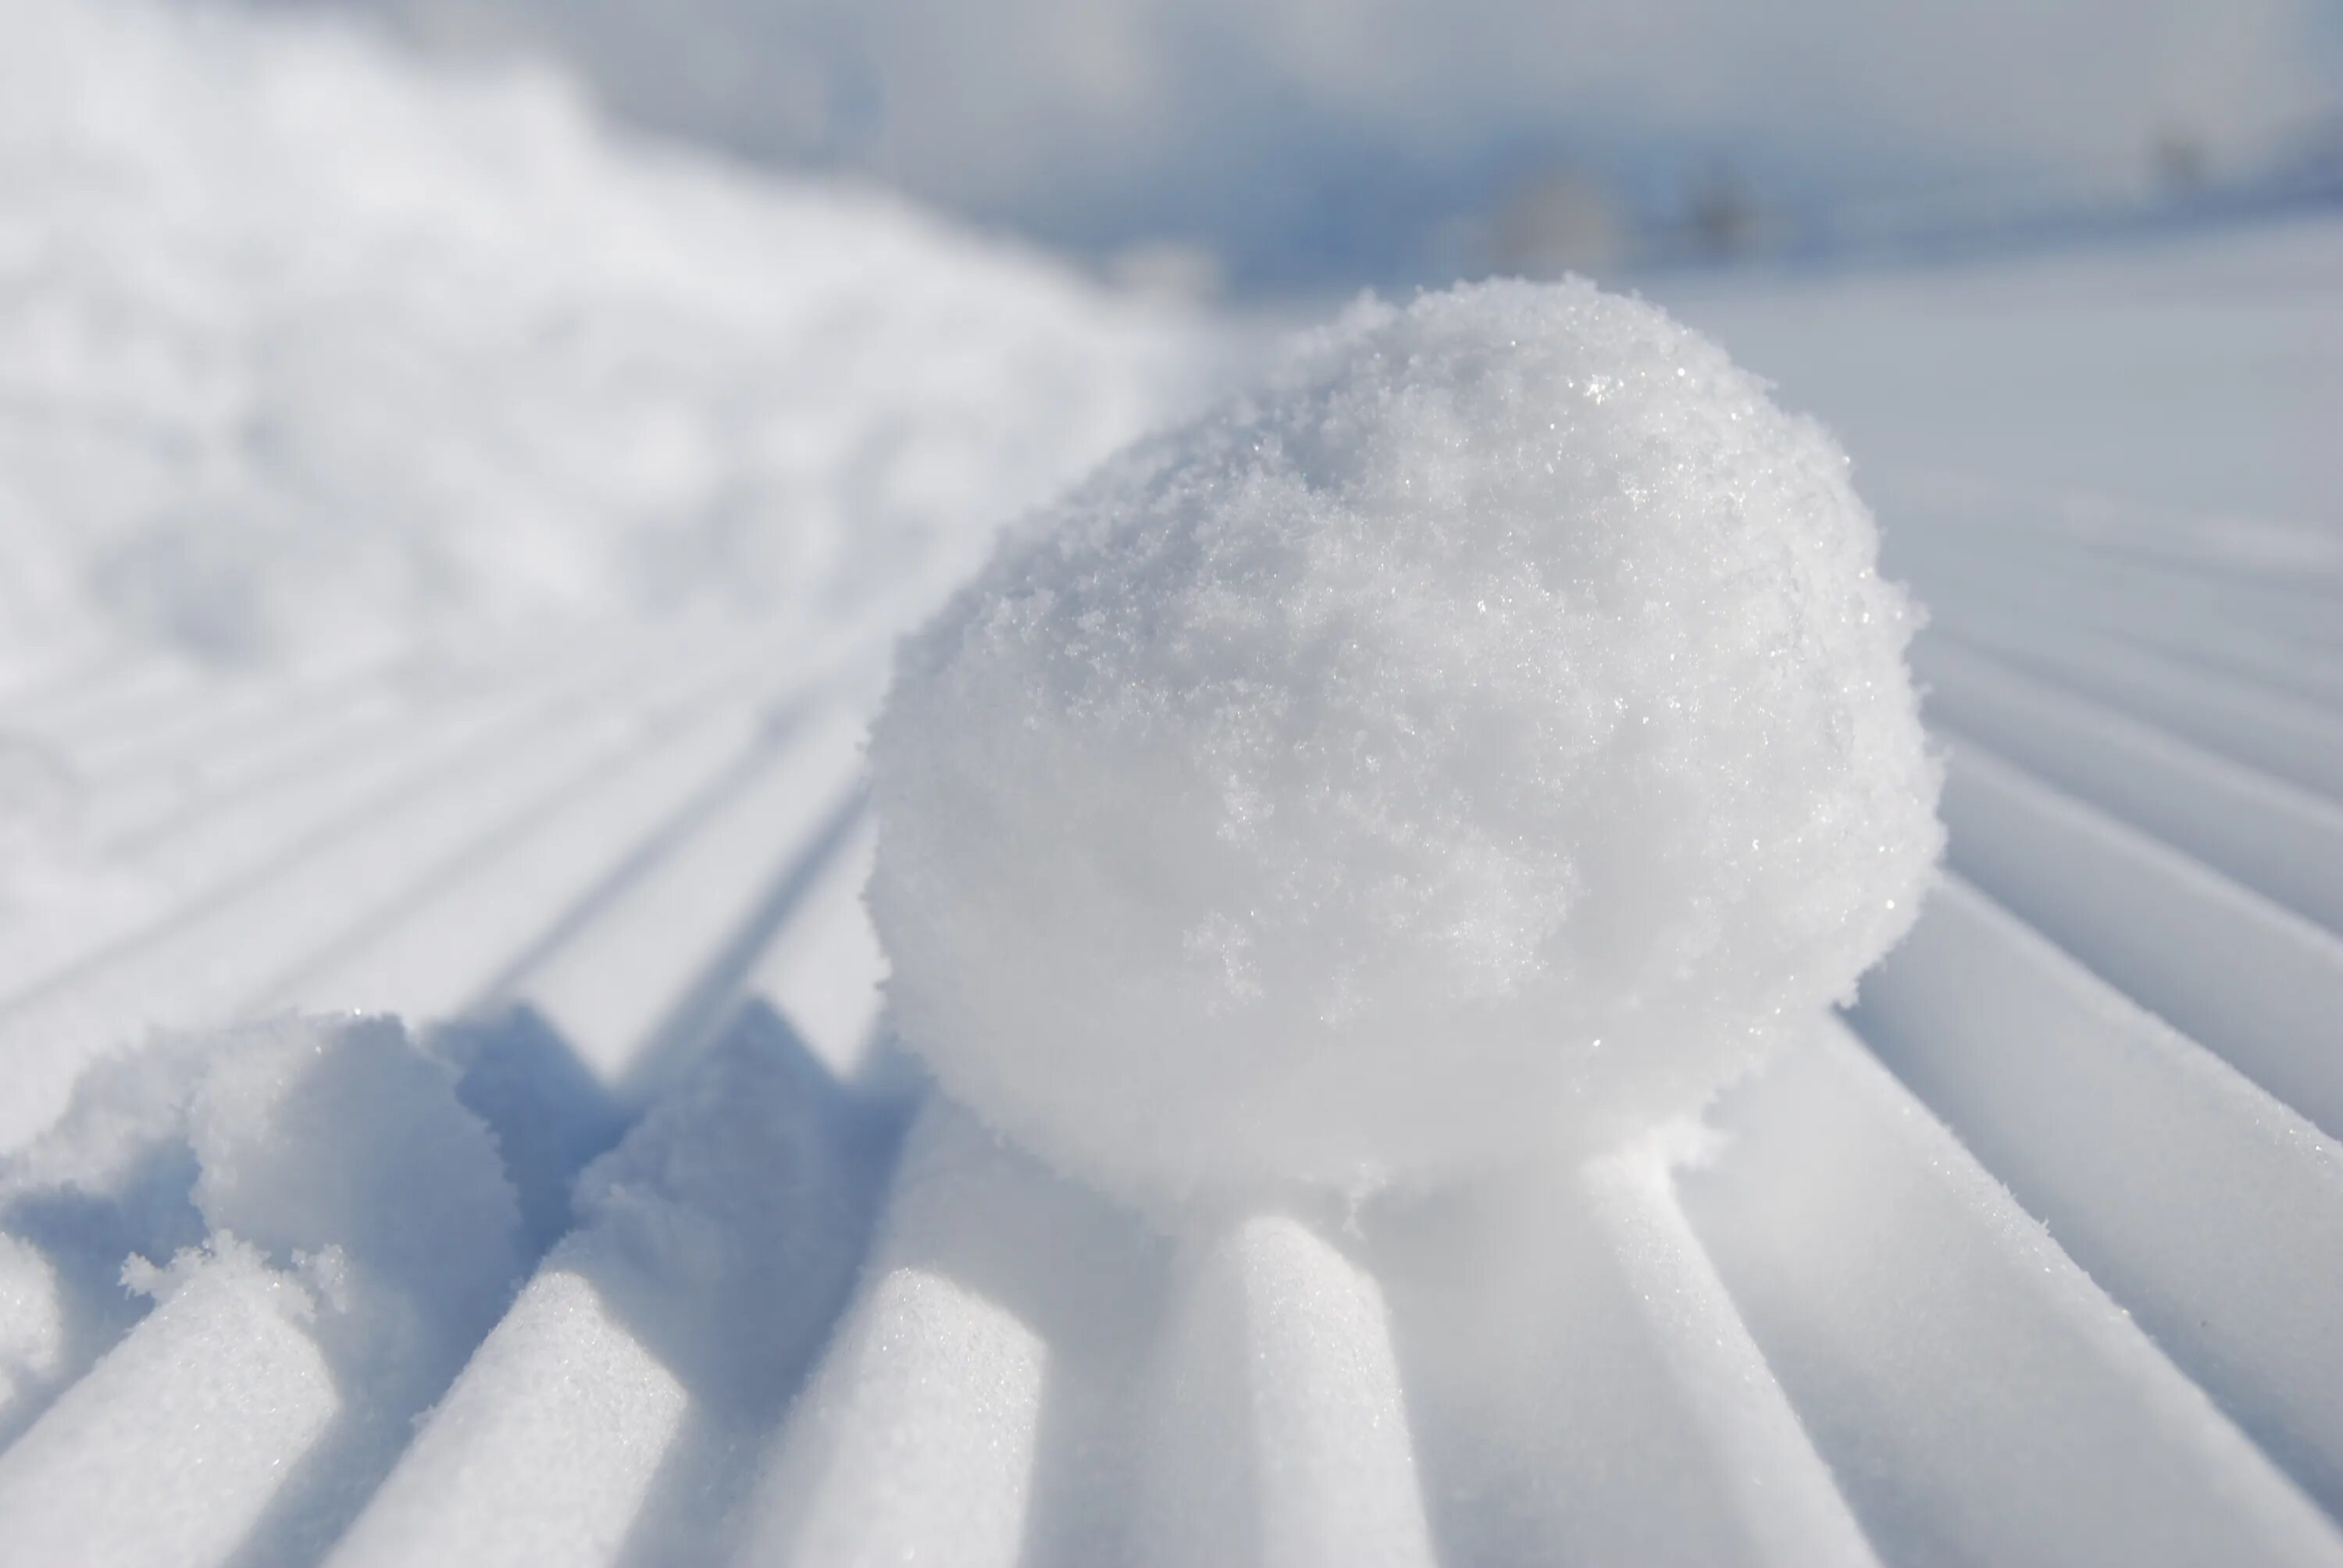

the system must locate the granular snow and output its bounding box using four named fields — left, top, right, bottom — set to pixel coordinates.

left=869, top=277, right=1942, bottom=1203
